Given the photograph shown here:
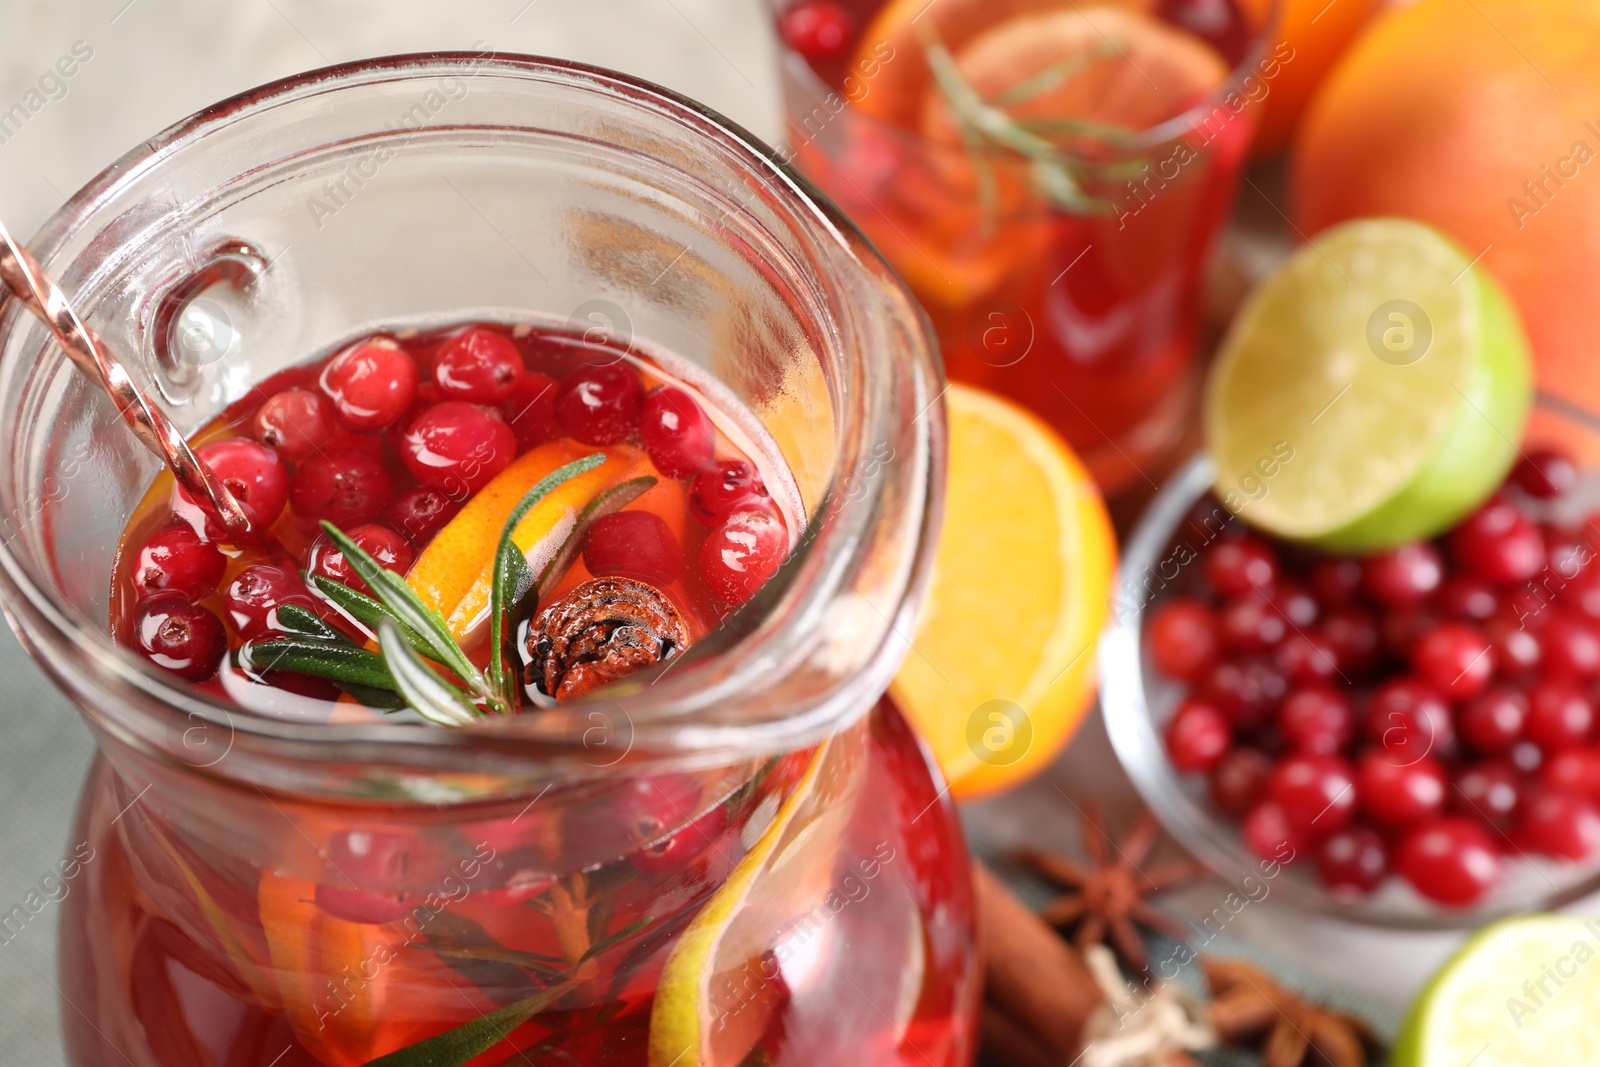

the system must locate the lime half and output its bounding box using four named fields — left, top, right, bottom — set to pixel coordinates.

left=1393, top=914, right=1600, bottom=1066
left=1205, top=218, right=1532, bottom=552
